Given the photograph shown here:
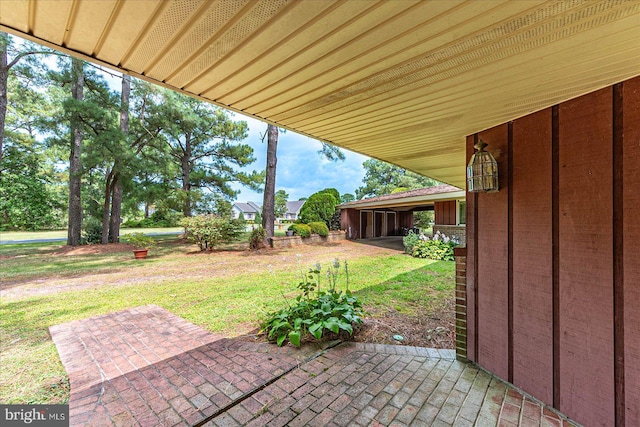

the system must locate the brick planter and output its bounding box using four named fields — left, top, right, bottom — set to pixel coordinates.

left=270, top=230, right=346, bottom=249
